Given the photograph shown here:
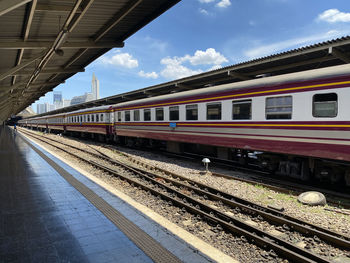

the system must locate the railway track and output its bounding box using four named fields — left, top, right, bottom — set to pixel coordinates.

left=105, top=144, right=350, bottom=209
left=149, top=151, right=350, bottom=209
left=19, top=128, right=350, bottom=263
